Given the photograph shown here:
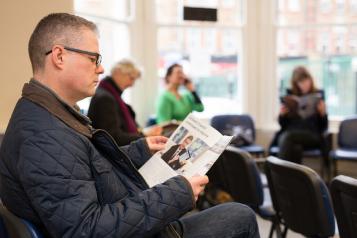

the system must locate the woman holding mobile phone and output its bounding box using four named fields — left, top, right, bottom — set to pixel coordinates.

left=156, top=63, right=204, bottom=123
